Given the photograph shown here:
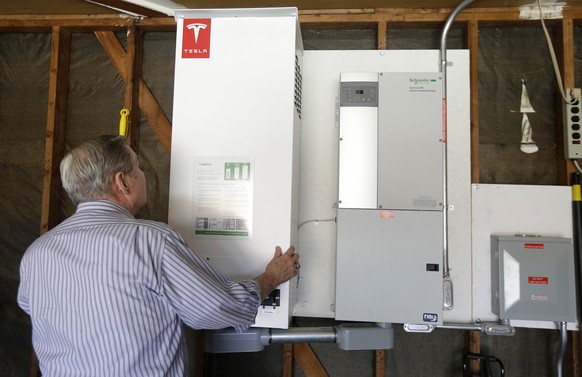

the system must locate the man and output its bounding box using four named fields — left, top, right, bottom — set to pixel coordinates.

left=18, top=135, right=300, bottom=376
